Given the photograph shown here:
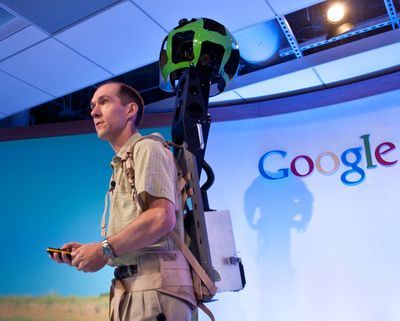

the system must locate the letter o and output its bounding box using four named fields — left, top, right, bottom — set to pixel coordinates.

left=315, top=152, right=340, bottom=175
left=290, top=155, right=314, bottom=177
